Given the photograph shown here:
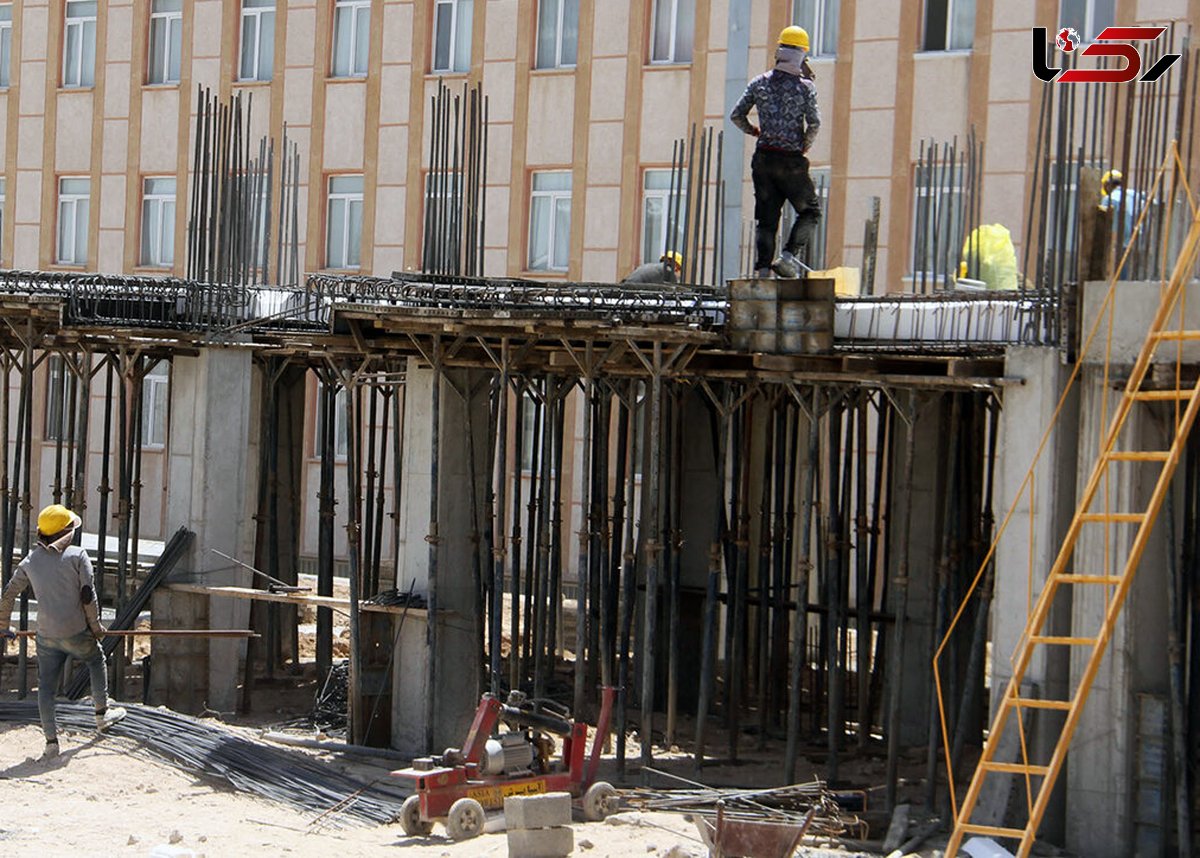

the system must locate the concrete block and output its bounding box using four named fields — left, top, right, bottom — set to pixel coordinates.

left=505, top=825, right=574, bottom=857
left=504, top=792, right=572, bottom=830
